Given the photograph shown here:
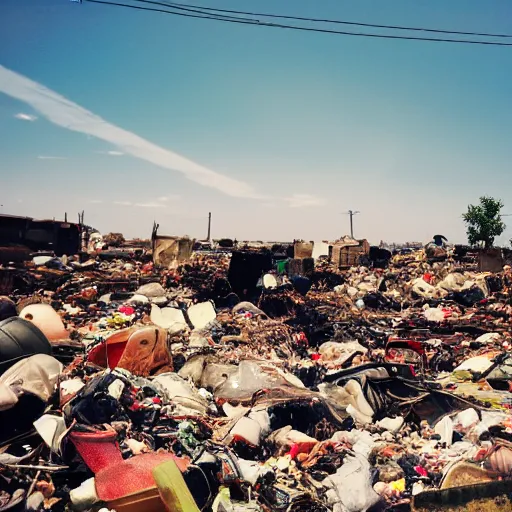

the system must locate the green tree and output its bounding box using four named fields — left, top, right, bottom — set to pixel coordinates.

left=462, top=197, right=505, bottom=248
